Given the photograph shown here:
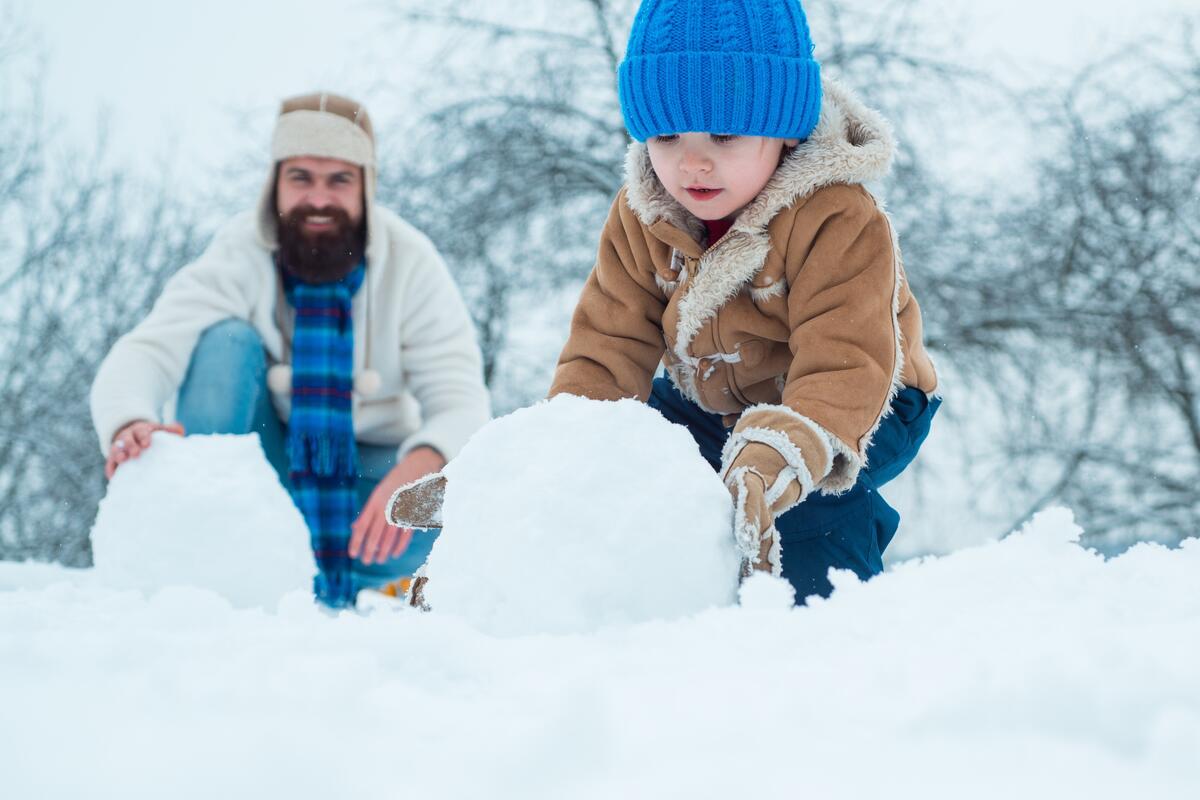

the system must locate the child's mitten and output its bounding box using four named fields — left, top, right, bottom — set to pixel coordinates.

left=723, top=442, right=804, bottom=577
